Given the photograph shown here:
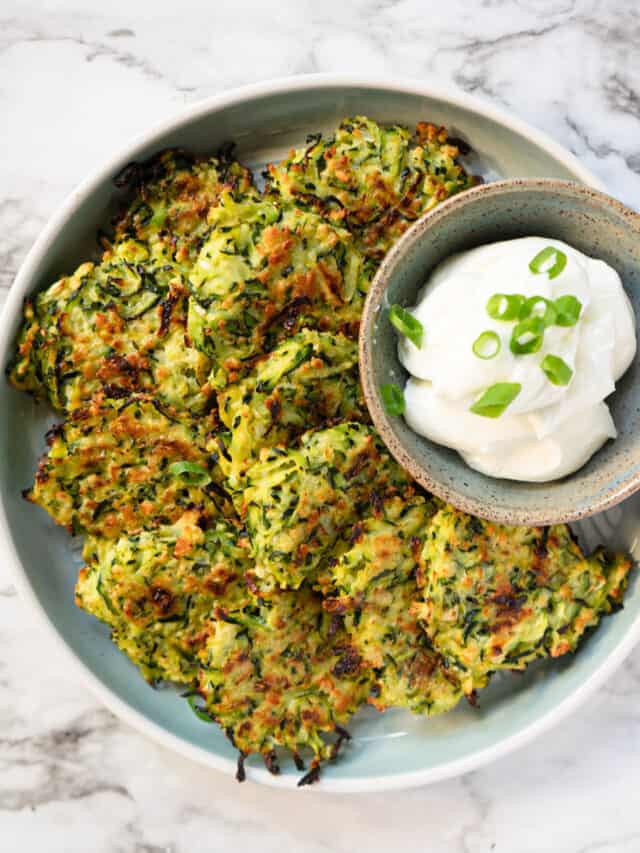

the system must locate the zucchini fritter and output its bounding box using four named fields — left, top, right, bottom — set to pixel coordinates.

left=8, top=149, right=257, bottom=415
left=323, top=494, right=463, bottom=715
left=242, top=422, right=411, bottom=592
left=77, top=511, right=249, bottom=683
left=197, top=585, right=371, bottom=768
left=217, top=329, right=367, bottom=488
left=28, top=393, right=229, bottom=538
left=188, top=194, right=370, bottom=388
left=266, top=116, right=474, bottom=260
left=417, top=506, right=633, bottom=695
left=8, top=238, right=211, bottom=414
left=112, top=148, right=256, bottom=268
